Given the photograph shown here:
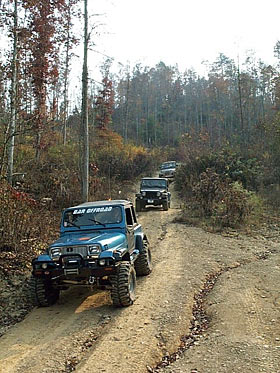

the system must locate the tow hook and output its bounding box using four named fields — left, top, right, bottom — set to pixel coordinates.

left=89, top=276, right=95, bottom=285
